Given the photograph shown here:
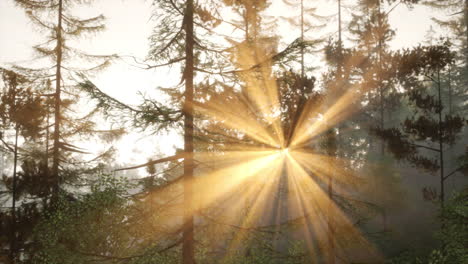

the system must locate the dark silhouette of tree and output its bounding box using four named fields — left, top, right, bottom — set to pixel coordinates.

left=0, top=68, right=48, bottom=264
left=182, top=0, right=195, bottom=263
left=376, top=44, right=466, bottom=210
